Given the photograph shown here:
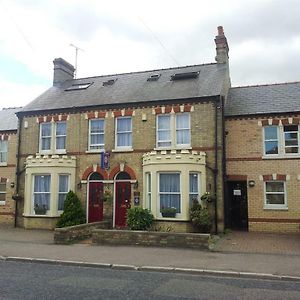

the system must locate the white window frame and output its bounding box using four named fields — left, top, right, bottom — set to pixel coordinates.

left=55, top=121, right=67, bottom=153
left=283, top=125, right=300, bottom=155
left=0, top=140, right=8, bottom=166
left=0, top=182, right=6, bottom=205
left=189, top=172, right=200, bottom=206
left=39, top=121, right=67, bottom=154
left=263, top=126, right=279, bottom=156
left=32, top=174, right=51, bottom=215
left=264, top=181, right=287, bottom=210
left=156, top=114, right=172, bottom=148
left=57, top=174, right=70, bottom=212
left=115, top=116, right=132, bottom=150
left=156, top=113, right=191, bottom=149
left=158, top=172, right=182, bottom=216
left=88, top=119, right=105, bottom=152
left=145, top=172, right=151, bottom=210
